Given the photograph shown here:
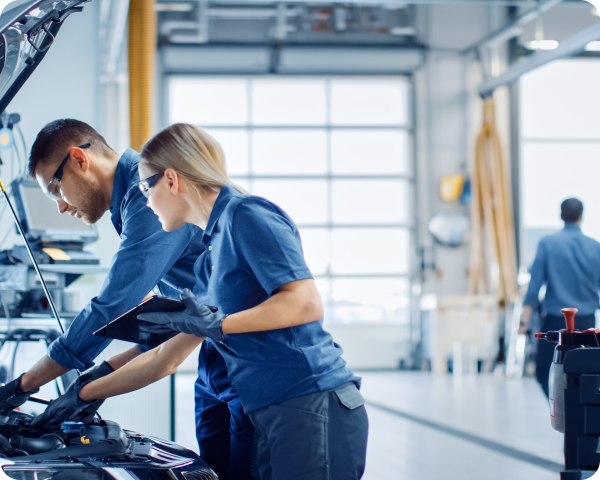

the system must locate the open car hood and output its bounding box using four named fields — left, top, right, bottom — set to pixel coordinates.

left=0, top=0, right=89, bottom=113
